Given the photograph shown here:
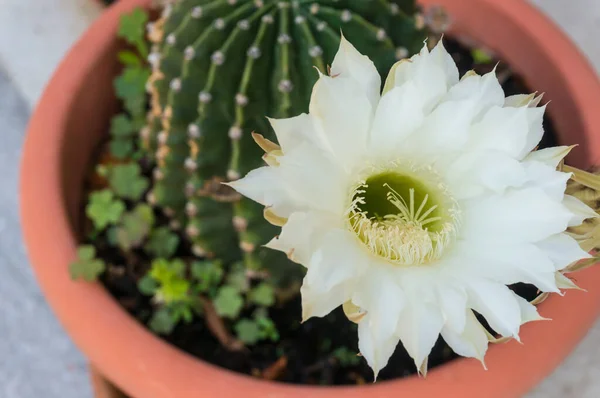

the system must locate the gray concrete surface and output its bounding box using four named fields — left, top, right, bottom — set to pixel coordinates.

left=0, top=0, right=102, bottom=108
left=0, top=1, right=599, bottom=397
left=0, top=68, right=91, bottom=397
